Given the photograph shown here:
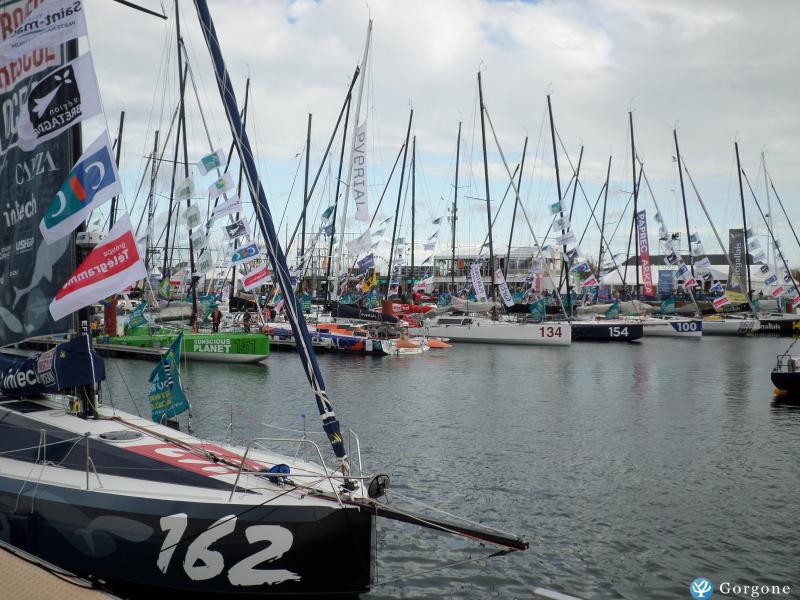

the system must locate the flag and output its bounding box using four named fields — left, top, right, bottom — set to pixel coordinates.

left=470, top=263, right=487, bottom=300
left=0, top=0, right=88, bottom=59
left=351, top=121, right=369, bottom=222
left=242, top=265, right=271, bottom=291
left=495, top=269, right=514, bottom=307
left=689, top=233, right=700, bottom=243
left=39, top=133, right=121, bottom=244
left=210, top=195, right=242, bottom=222
left=197, top=148, right=226, bottom=176
left=676, top=264, right=690, bottom=279
left=571, top=261, right=591, bottom=274
left=549, top=201, right=562, bottom=214
left=580, top=275, right=599, bottom=288
left=184, top=204, right=203, bottom=229
left=605, top=302, right=620, bottom=319
left=17, top=53, right=102, bottom=152
left=432, top=217, right=442, bottom=225
left=149, top=332, right=189, bottom=423
left=321, top=205, right=336, bottom=220
left=693, top=257, right=712, bottom=270
left=529, top=299, right=547, bottom=318
left=224, top=219, right=250, bottom=240
left=413, top=275, right=434, bottom=293
left=709, top=282, right=724, bottom=293
left=357, top=253, right=374, bottom=272
left=158, top=277, right=171, bottom=301
left=208, top=173, right=234, bottom=199
left=556, top=231, right=576, bottom=246
left=725, top=290, right=748, bottom=304
left=771, top=286, right=786, bottom=298
left=751, top=250, right=766, bottom=263
left=230, top=242, right=260, bottom=266
left=682, top=277, right=698, bottom=289
left=127, top=302, right=148, bottom=329
left=713, top=296, right=731, bottom=311
left=691, top=243, right=706, bottom=257
left=764, top=274, right=778, bottom=286
left=324, top=224, right=335, bottom=236
left=190, top=228, right=207, bottom=252
left=759, top=264, right=771, bottom=274
left=555, top=216, right=570, bottom=230
left=49, top=215, right=146, bottom=321
left=664, top=252, right=680, bottom=266
left=175, top=177, right=195, bottom=201
left=195, top=251, right=213, bottom=275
